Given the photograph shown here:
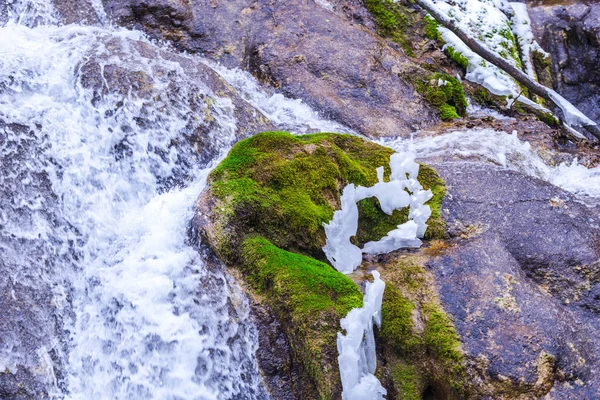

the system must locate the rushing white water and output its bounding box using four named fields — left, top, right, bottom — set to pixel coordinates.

left=0, top=19, right=267, bottom=399
left=382, top=128, right=600, bottom=200
left=208, top=64, right=354, bottom=135
left=0, top=1, right=356, bottom=398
